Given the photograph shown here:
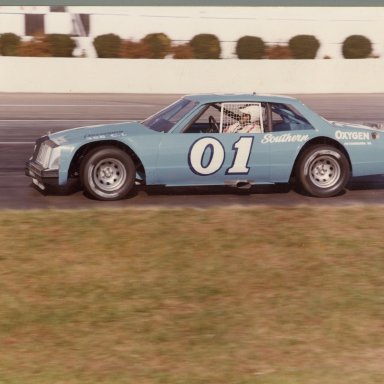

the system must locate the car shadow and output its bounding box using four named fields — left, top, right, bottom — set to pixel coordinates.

left=347, top=175, right=384, bottom=191
left=30, top=180, right=80, bottom=197
left=31, top=175, right=384, bottom=200
left=140, top=183, right=292, bottom=197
